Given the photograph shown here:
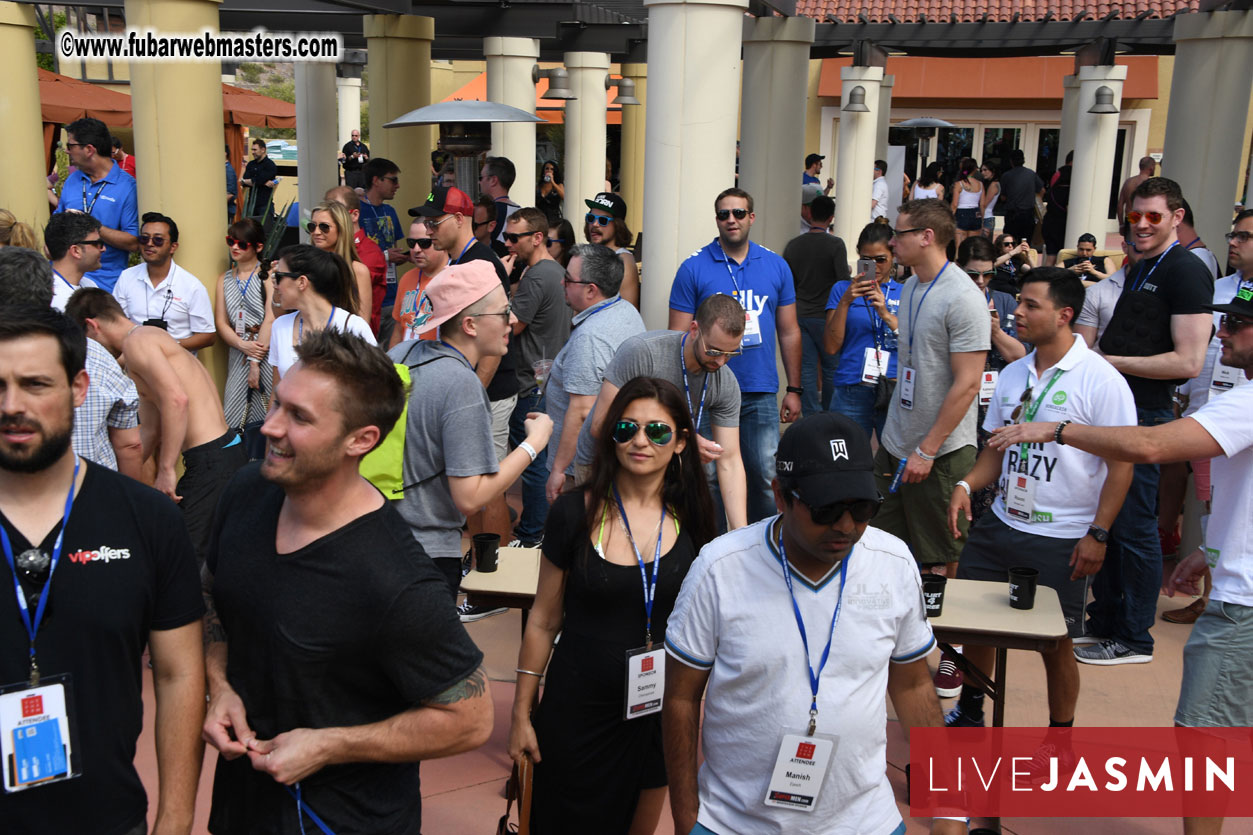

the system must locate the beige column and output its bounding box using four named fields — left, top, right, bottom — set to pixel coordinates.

left=484, top=37, right=540, bottom=195
left=364, top=14, right=434, bottom=216
left=875, top=74, right=894, bottom=160
left=336, top=74, right=362, bottom=151
left=1058, top=74, right=1080, bottom=161
left=296, top=62, right=340, bottom=237
left=1163, top=9, right=1253, bottom=250
left=562, top=52, right=611, bottom=224
left=1065, top=65, right=1126, bottom=245
left=618, top=62, right=648, bottom=236
left=0, top=3, right=49, bottom=235
left=640, top=0, right=747, bottom=329
left=833, top=66, right=883, bottom=252
left=739, top=16, right=815, bottom=255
